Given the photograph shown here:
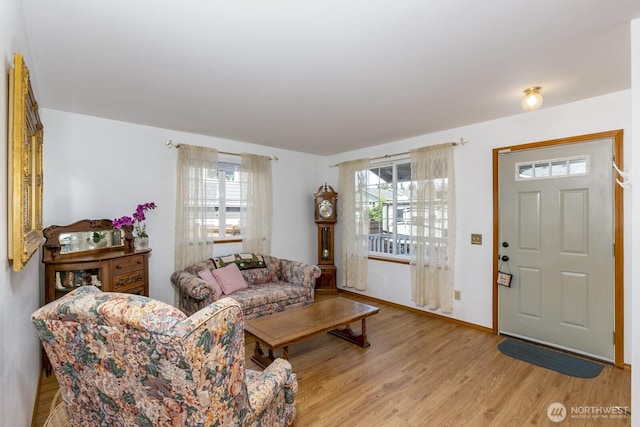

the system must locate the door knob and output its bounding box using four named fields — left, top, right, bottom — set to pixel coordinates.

left=501, top=255, right=509, bottom=262
left=502, top=242, right=509, bottom=248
